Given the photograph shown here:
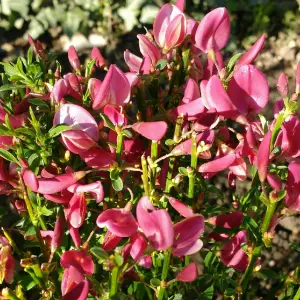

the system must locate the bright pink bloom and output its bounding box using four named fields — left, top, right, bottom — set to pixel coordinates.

left=51, top=79, right=71, bottom=103
left=52, top=216, right=65, bottom=253
left=267, top=172, right=282, bottom=191
left=103, top=105, right=127, bottom=127
left=175, top=0, right=185, bottom=12
left=197, top=153, right=236, bottom=174
left=0, top=236, right=15, bottom=284
left=138, top=256, right=152, bottom=269
left=69, top=225, right=81, bottom=248
left=277, top=73, right=289, bottom=97
left=28, top=35, right=47, bottom=60
left=124, top=49, right=143, bottom=73
left=61, top=266, right=89, bottom=300
left=228, top=65, right=269, bottom=116
left=97, top=207, right=138, bottom=237
left=66, top=193, right=86, bottom=229
left=136, top=196, right=174, bottom=250
left=88, top=78, right=102, bottom=102
left=68, top=181, right=104, bottom=203
left=167, top=197, right=194, bottom=218
left=102, top=231, right=122, bottom=252
left=137, top=34, right=161, bottom=65
left=64, top=73, right=83, bottom=94
left=91, top=47, right=106, bottom=68
left=153, top=4, right=186, bottom=50
left=80, top=147, right=115, bottom=168
left=208, top=212, right=243, bottom=228
left=132, top=121, right=168, bottom=141
left=53, top=103, right=99, bottom=142
left=236, top=34, right=266, bottom=67
left=129, top=233, right=148, bottom=261
left=23, top=169, right=87, bottom=194
left=68, top=46, right=81, bottom=71
left=176, top=262, right=198, bottom=282
left=173, top=215, right=204, bottom=256
left=221, top=230, right=248, bottom=272
left=181, top=78, right=200, bottom=104
left=257, top=130, right=272, bottom=182
left=195, top=8, right=230, bottom=53
left=92, top=65, right=131, bottom=110
left=169, top=98, right=205, bottom=120
left=61, top=249, right=94, bottom=275
left=285, top=160, right=300, bottom=211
